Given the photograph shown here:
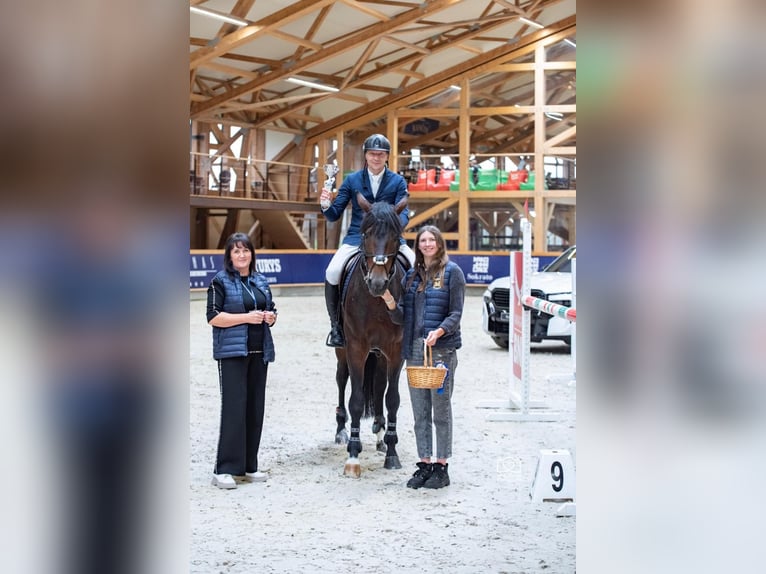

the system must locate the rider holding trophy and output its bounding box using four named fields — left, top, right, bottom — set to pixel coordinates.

left=319, top=133, right=415, bottom=347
